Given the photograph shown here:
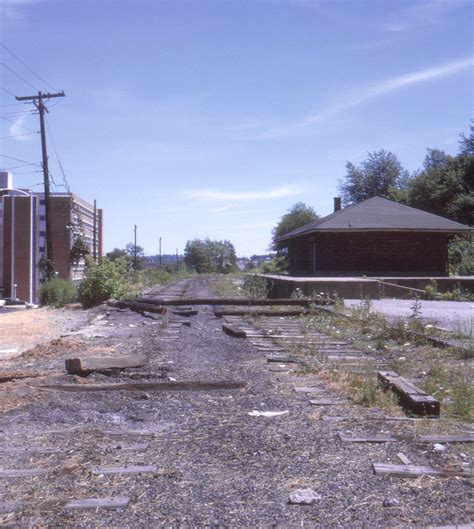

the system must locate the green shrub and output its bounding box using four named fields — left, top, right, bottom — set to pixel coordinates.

left=243, top=274, right=270, bottom=298
left=39, top=277, right=77, bottom=307
left=78, top=257, right=135, bottom=308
